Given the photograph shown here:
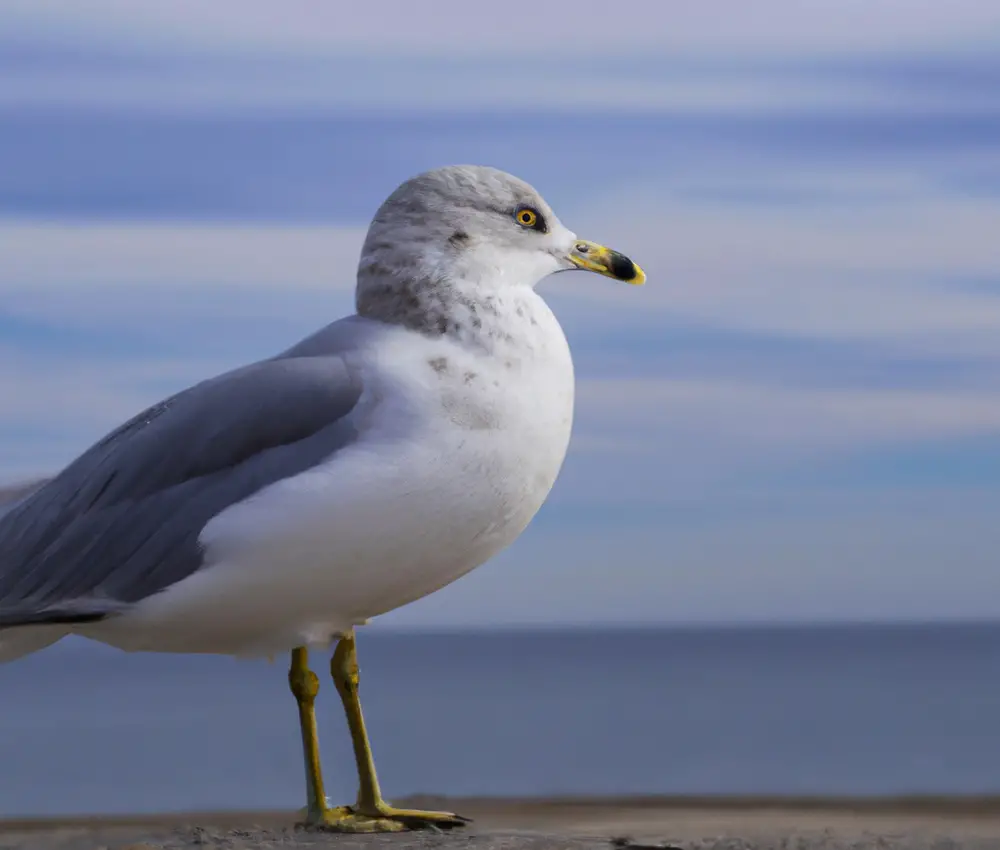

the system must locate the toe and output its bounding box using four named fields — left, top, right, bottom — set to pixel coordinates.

left=296, top=803, right=470, bottom=833
left=386, top=809, right=470, bottom=831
